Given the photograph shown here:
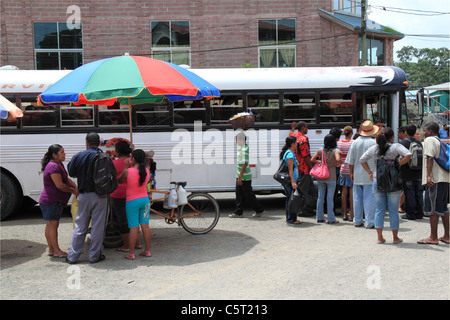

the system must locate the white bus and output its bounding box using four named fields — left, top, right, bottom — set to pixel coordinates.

left=0, top=66, right=409, bottom=219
